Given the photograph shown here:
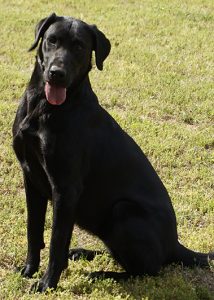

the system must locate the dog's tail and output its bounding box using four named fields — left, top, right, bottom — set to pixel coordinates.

left=173, top=242, right=214, bottom=267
